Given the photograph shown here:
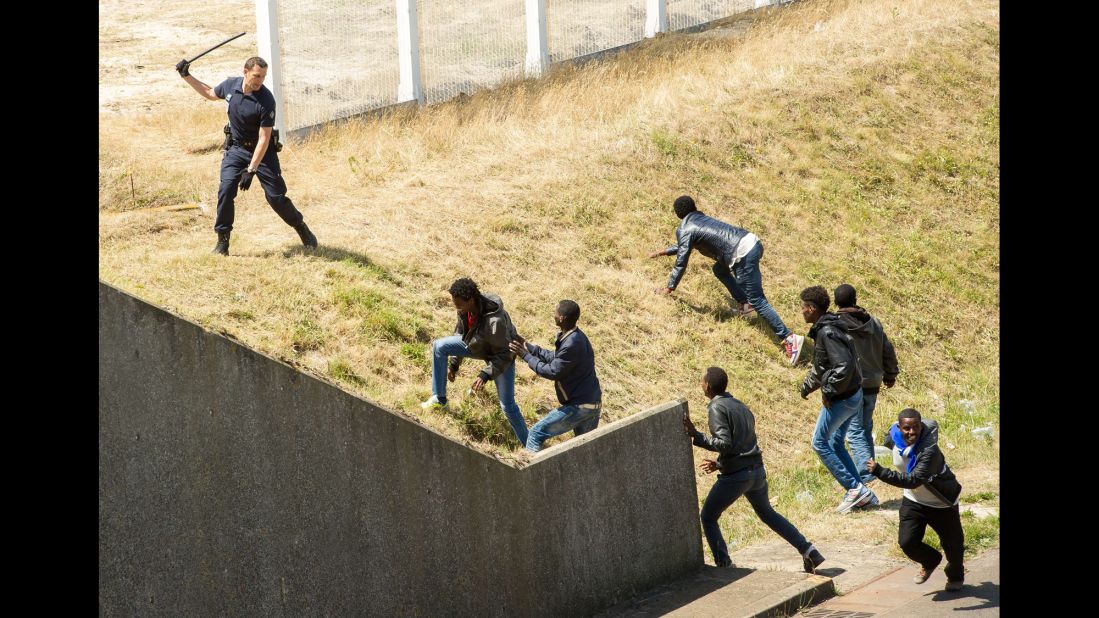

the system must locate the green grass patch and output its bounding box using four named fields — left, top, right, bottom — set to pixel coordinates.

left=291, top=318, right=326, bottom=353
left=328, top=359, right=367, bottom=388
